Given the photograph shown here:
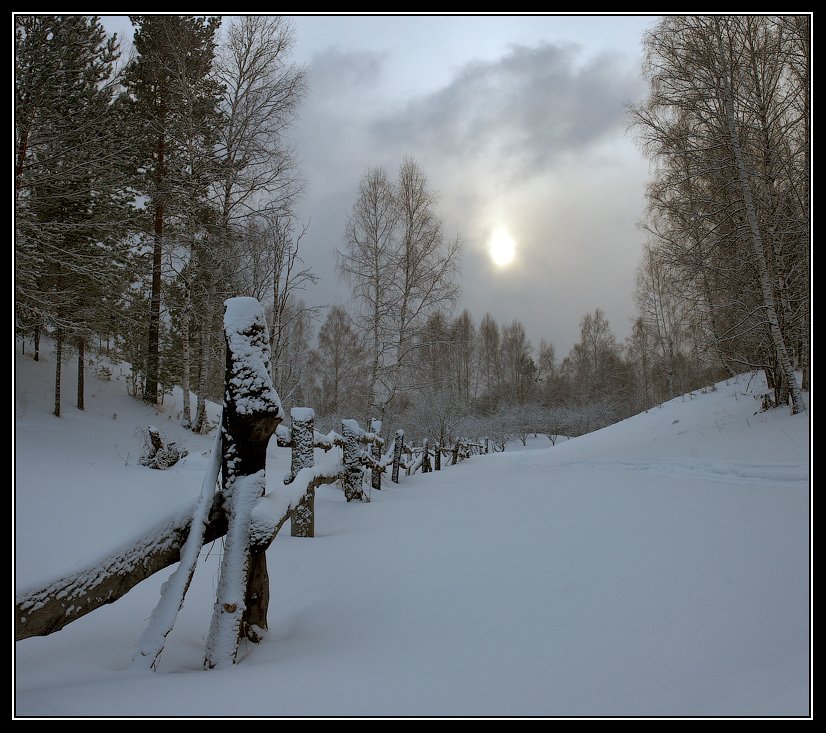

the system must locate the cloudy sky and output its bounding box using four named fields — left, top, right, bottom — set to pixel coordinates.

left=105, top=14, right=657, bottom=354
